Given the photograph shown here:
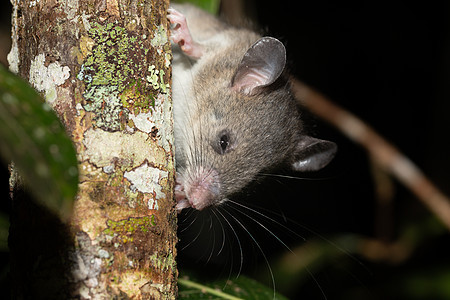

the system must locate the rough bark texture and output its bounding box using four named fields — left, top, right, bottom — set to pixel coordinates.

left=8, top=0, right=177, bottom=298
